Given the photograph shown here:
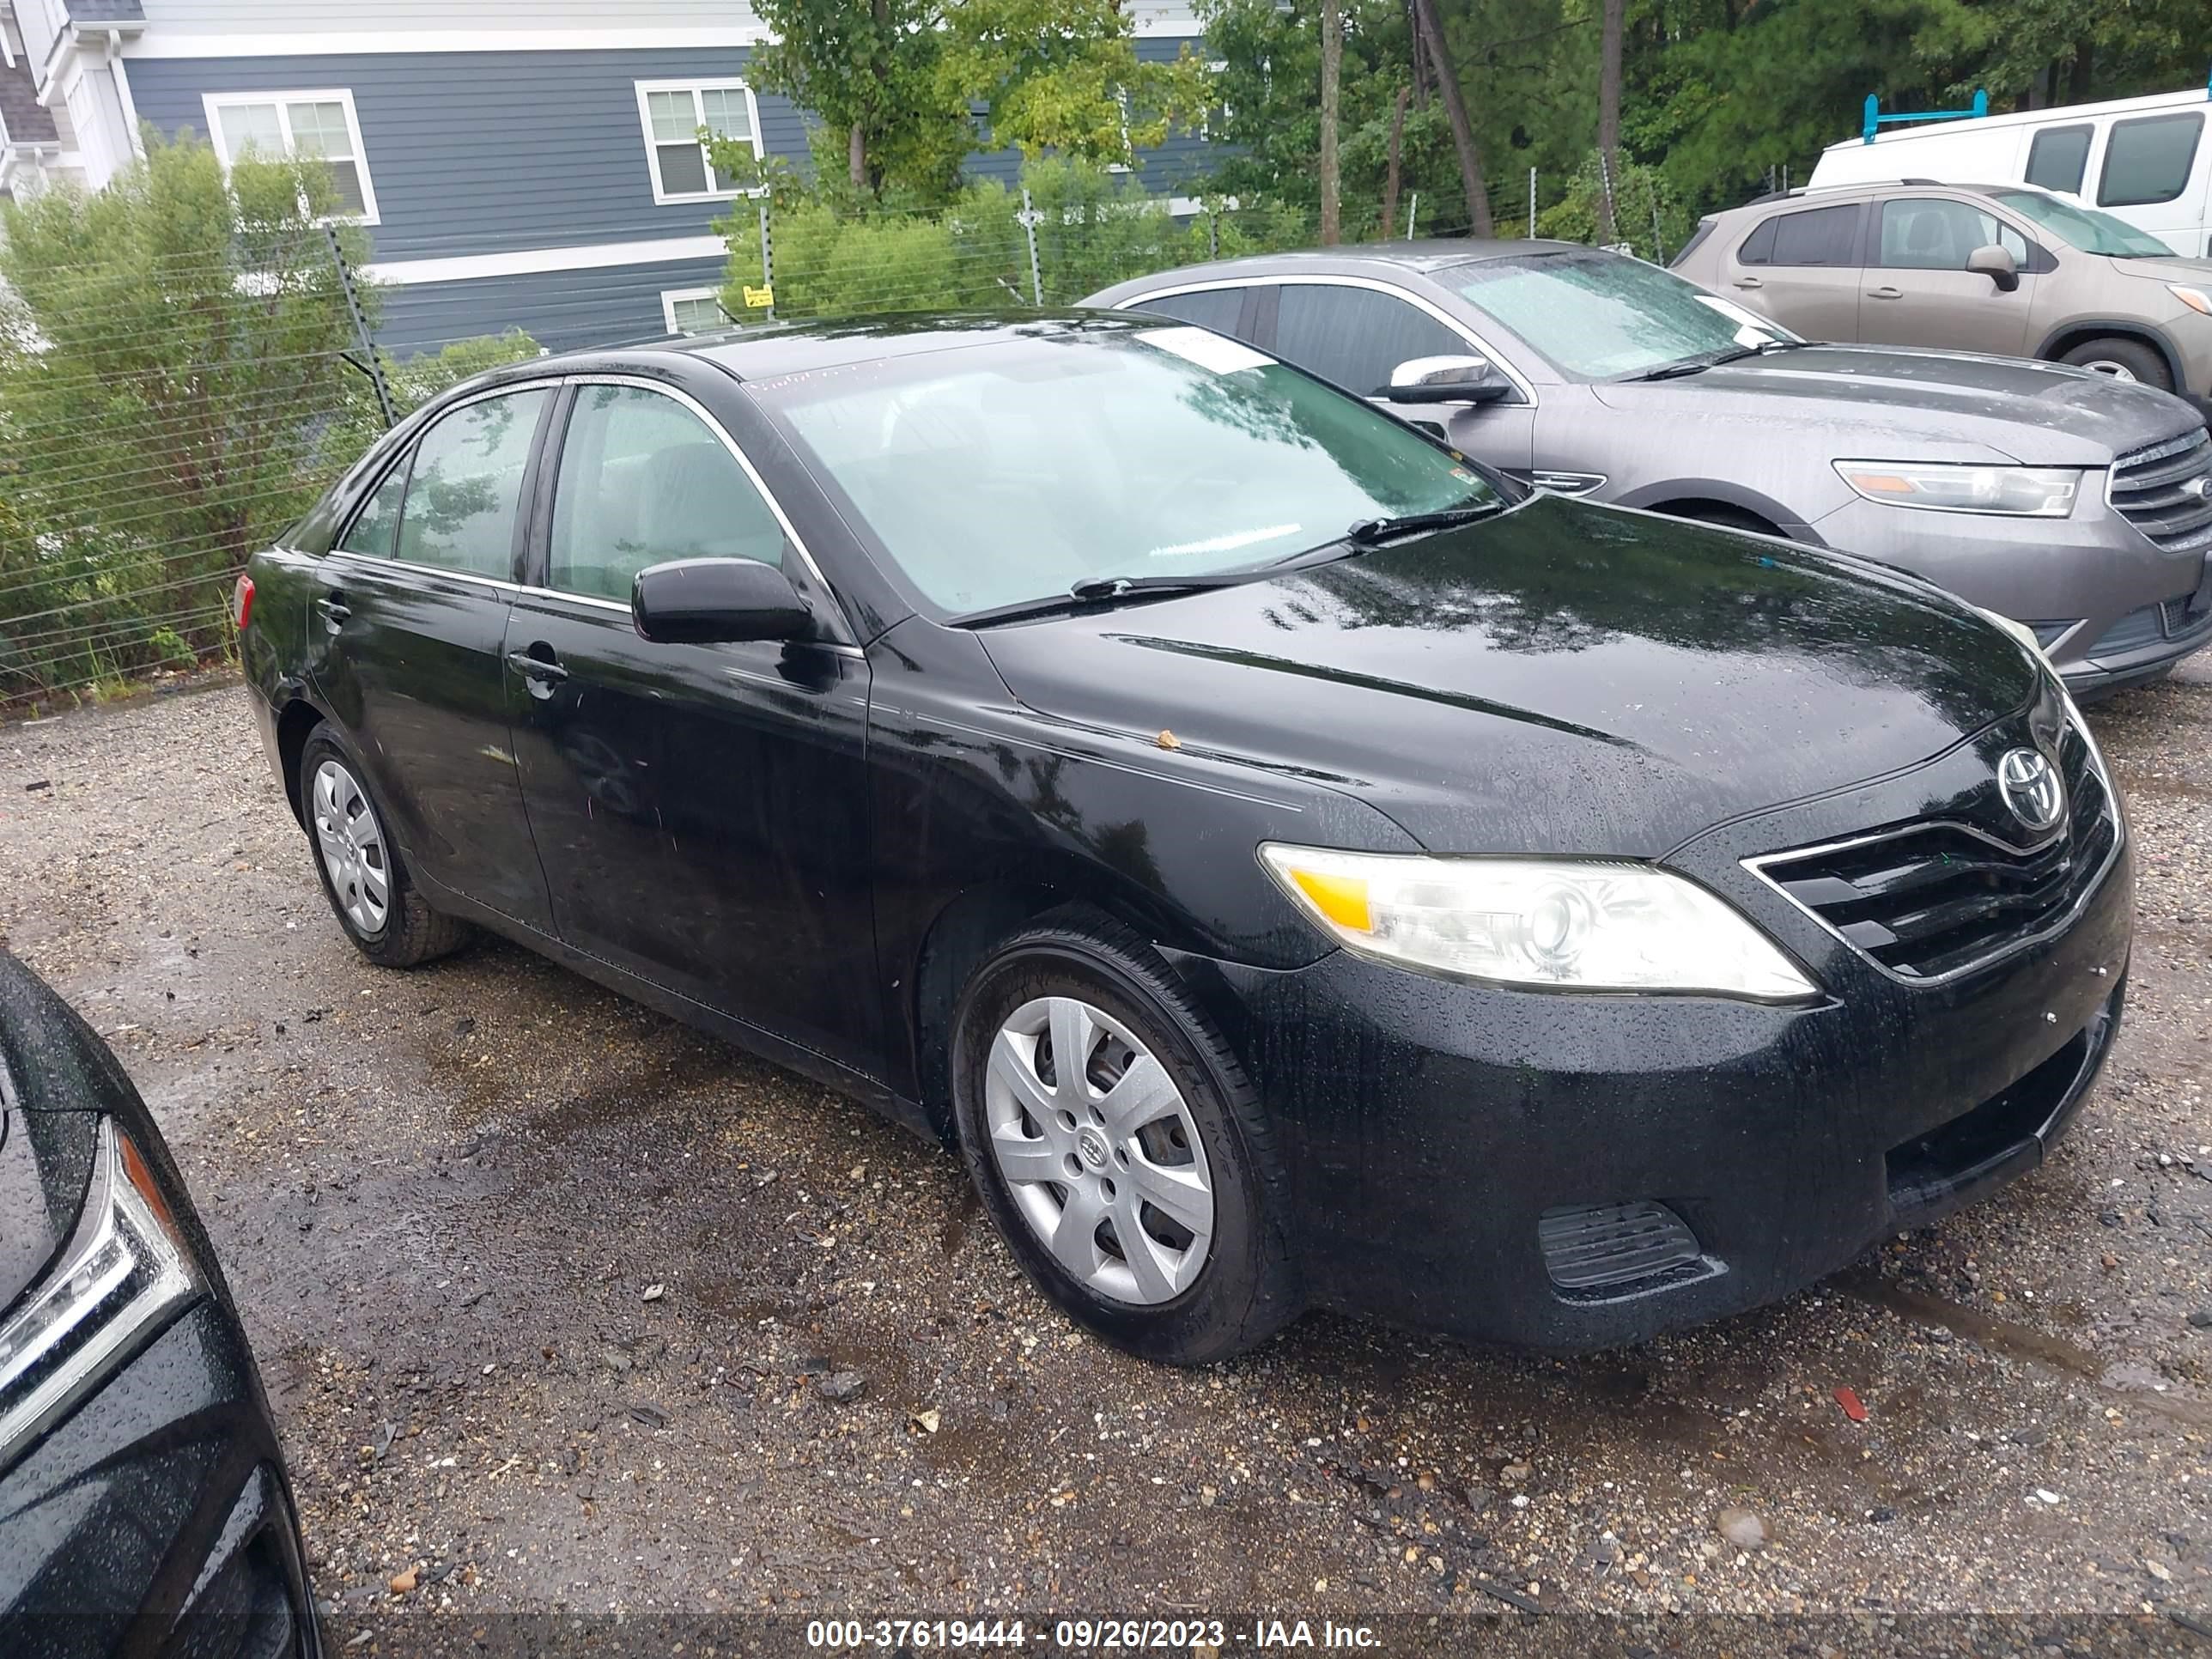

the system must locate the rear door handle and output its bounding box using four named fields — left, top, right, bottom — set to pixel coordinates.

left=1732, top=276, right=1763, bottom=289
left=1867, top=285, right=1903, bottom=300
left=317, top=596, right=350, bottom=629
